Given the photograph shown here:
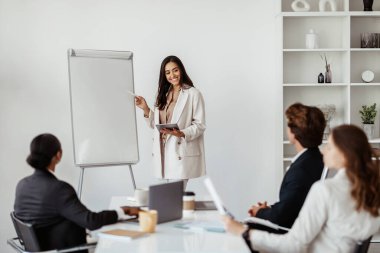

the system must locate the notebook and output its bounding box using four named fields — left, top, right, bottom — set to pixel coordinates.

left=99, top=229, right=147, bottom=241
